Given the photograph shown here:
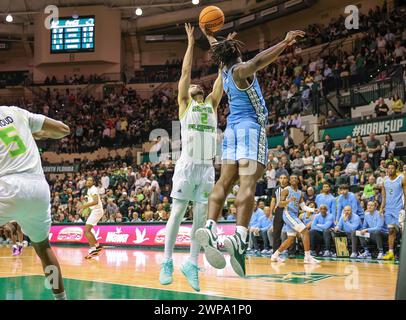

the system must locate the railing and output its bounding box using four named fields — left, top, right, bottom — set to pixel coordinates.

left=337, top=65, right=405, bottom=108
